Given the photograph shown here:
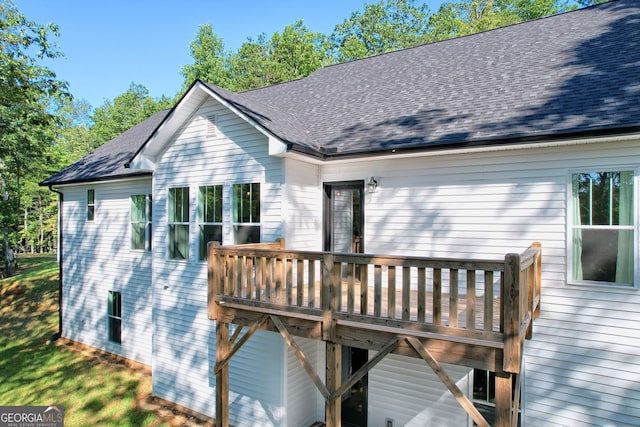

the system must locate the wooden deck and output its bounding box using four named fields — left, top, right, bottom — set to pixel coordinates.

left=208, top=240, right=541, bottom=427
